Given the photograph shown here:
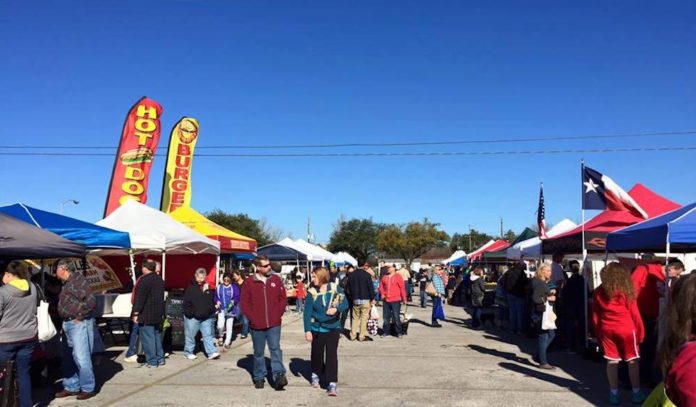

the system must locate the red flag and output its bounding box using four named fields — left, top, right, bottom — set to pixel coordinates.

left=104, top=97, right=163, bottom=216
